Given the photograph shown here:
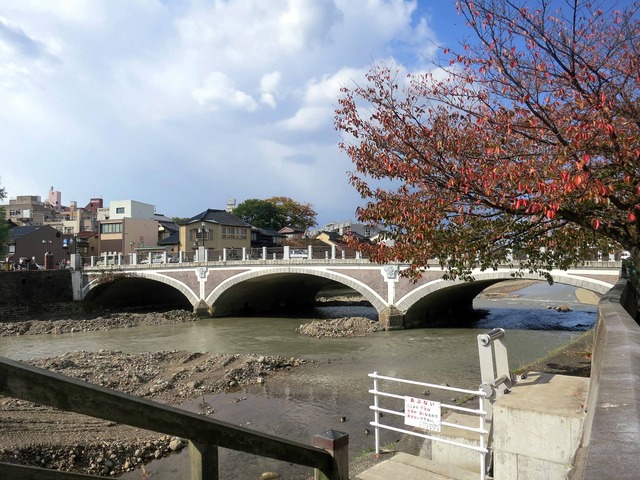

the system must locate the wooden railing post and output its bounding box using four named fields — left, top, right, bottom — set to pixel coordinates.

left=314, top=430, right=349, bottom=480
left=189, top=440, right=218, bottom=480
left=0, top=357, right=335, bottom=479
